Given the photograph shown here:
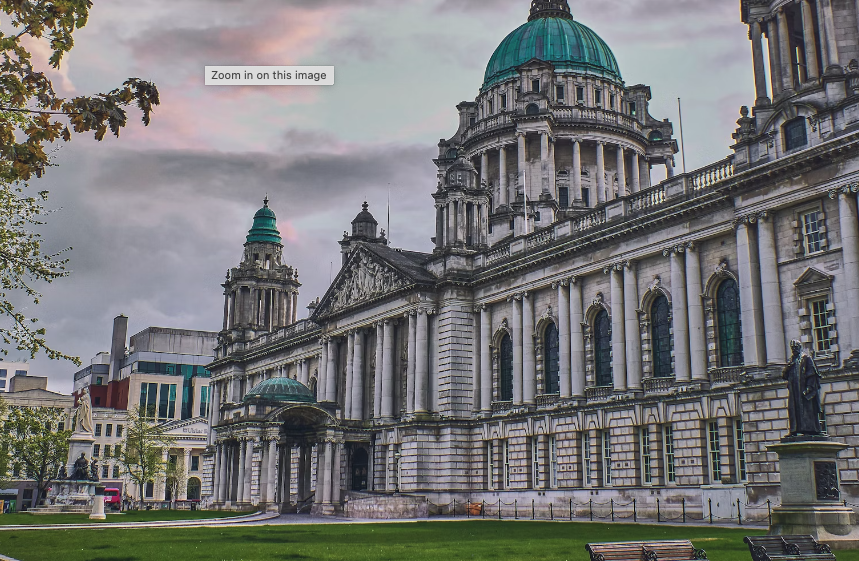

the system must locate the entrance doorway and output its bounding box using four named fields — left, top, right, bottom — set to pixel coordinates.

left=351, top=448, right=368, bottom=491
